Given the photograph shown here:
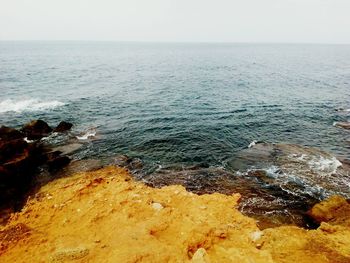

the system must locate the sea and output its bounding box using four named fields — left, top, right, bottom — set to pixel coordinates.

left=1, top=42, right=350, bottom=227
